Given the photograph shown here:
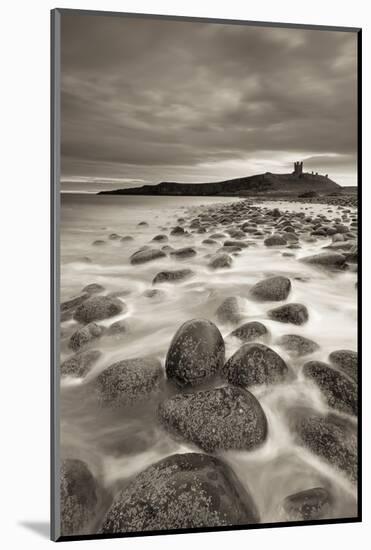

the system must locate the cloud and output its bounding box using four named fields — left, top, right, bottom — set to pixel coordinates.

left=60, top=13, right=358, bottom=187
